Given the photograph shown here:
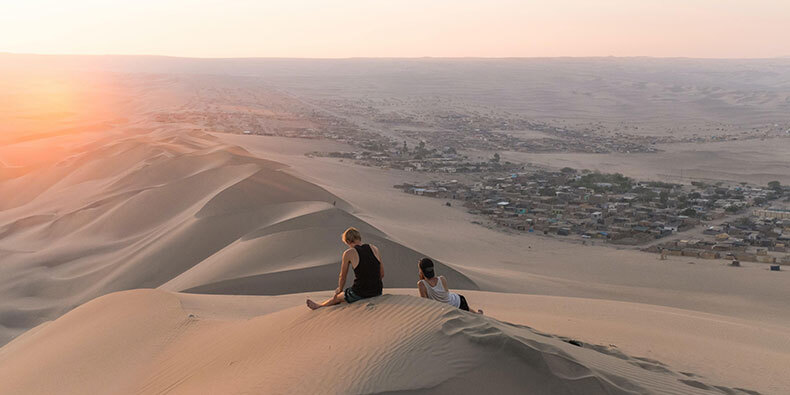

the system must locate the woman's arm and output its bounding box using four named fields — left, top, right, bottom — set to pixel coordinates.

left=417, top=281, right=428, bottom=298
left=336, top=250, right=351, bottom=294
